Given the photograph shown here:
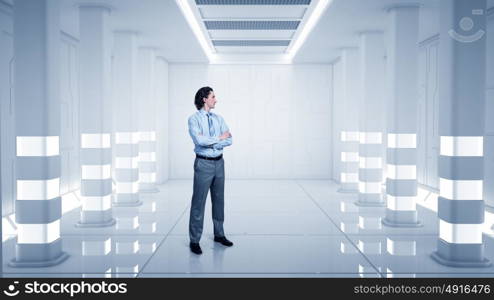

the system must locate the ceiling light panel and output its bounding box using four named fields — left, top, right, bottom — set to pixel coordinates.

left=205, top=20, right=300, bottom=30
